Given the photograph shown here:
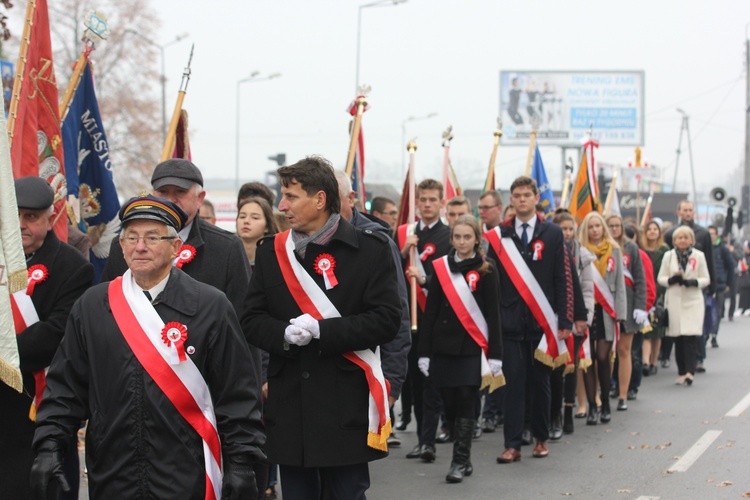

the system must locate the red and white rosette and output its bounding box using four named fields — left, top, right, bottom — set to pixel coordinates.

left=466, top=270, right=480, bottom=292
left=606, top=256, right=615, bottom=273
left=161, top=322, right=188, bottom=362
left=174, top=244, right=196, bottom=269
left=26, top=264, right=49, bottom=296
left=531, top=240, right=544, bottom=261
left=689, top=257, right=697, bottom=271
left=420, top=243, right=436, bottom=262
left=314, top=253, right=339, bottom=290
